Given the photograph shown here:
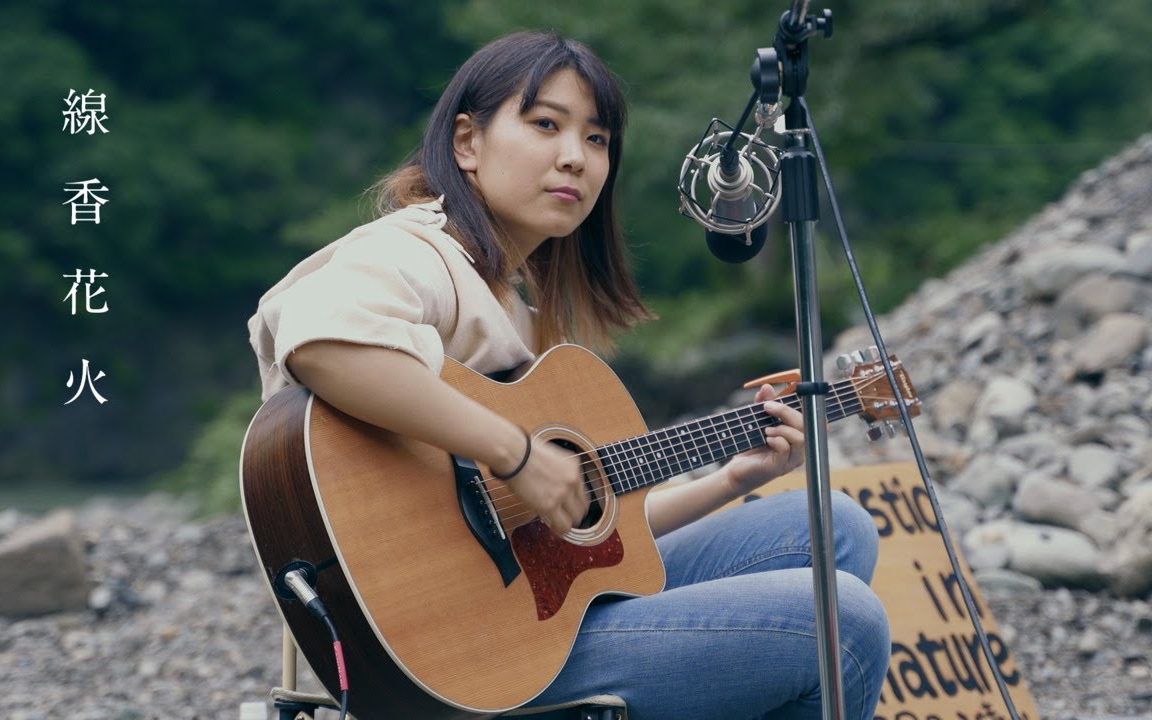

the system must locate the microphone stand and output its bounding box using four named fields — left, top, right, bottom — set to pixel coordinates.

left=758, top=8, right=848, bottom=720
left=781, top=80, right=849, bottom=720
left=700, top=8, right=1022, bottom=720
